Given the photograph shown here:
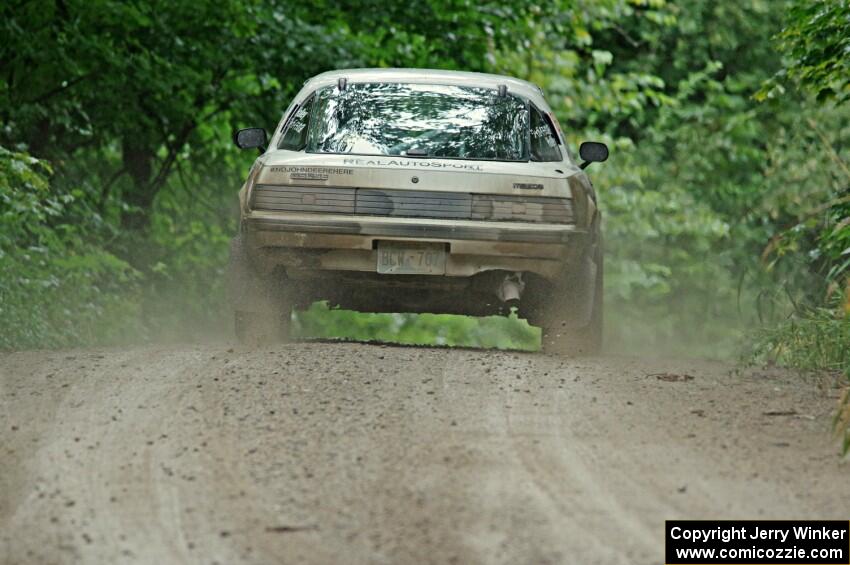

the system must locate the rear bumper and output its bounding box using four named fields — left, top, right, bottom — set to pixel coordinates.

left=243, top=212, right=588, bottom=280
